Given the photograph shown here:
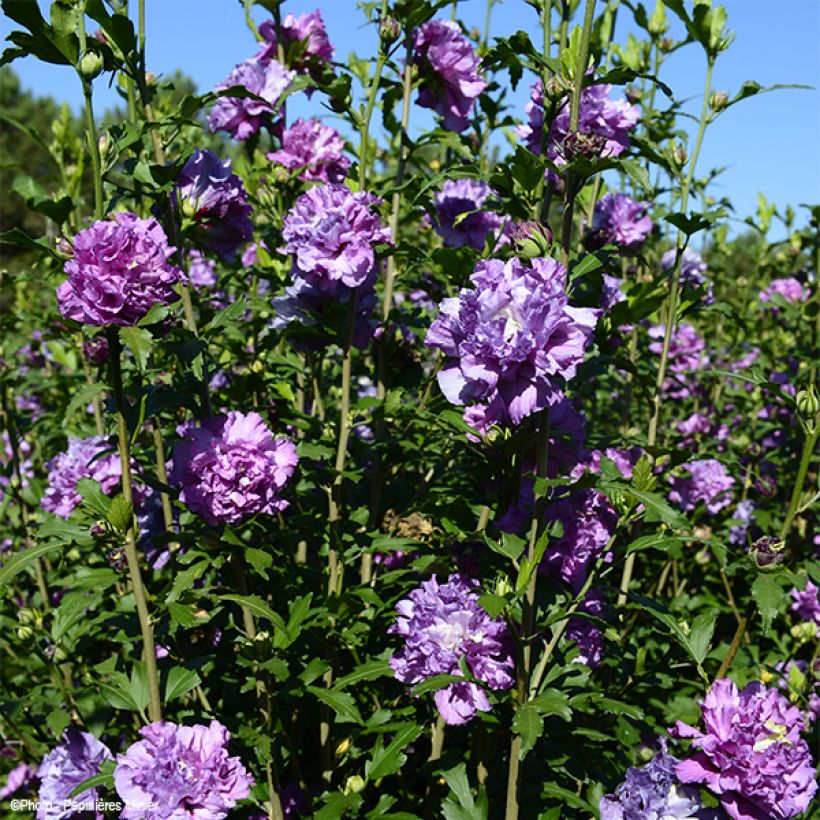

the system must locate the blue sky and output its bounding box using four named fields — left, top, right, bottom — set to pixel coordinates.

left=6, top=0, right=819, bottom=238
